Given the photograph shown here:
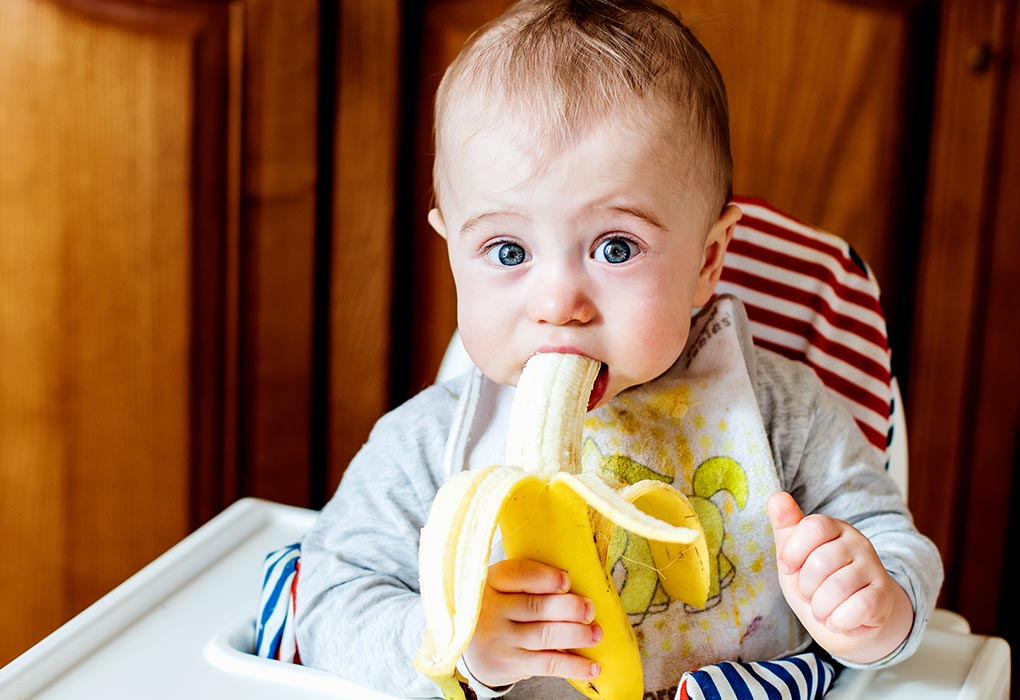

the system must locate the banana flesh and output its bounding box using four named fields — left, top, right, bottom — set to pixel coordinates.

left=505, top=353, right=594, bottom=474
left=415, top=353, right=709, bottom=700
